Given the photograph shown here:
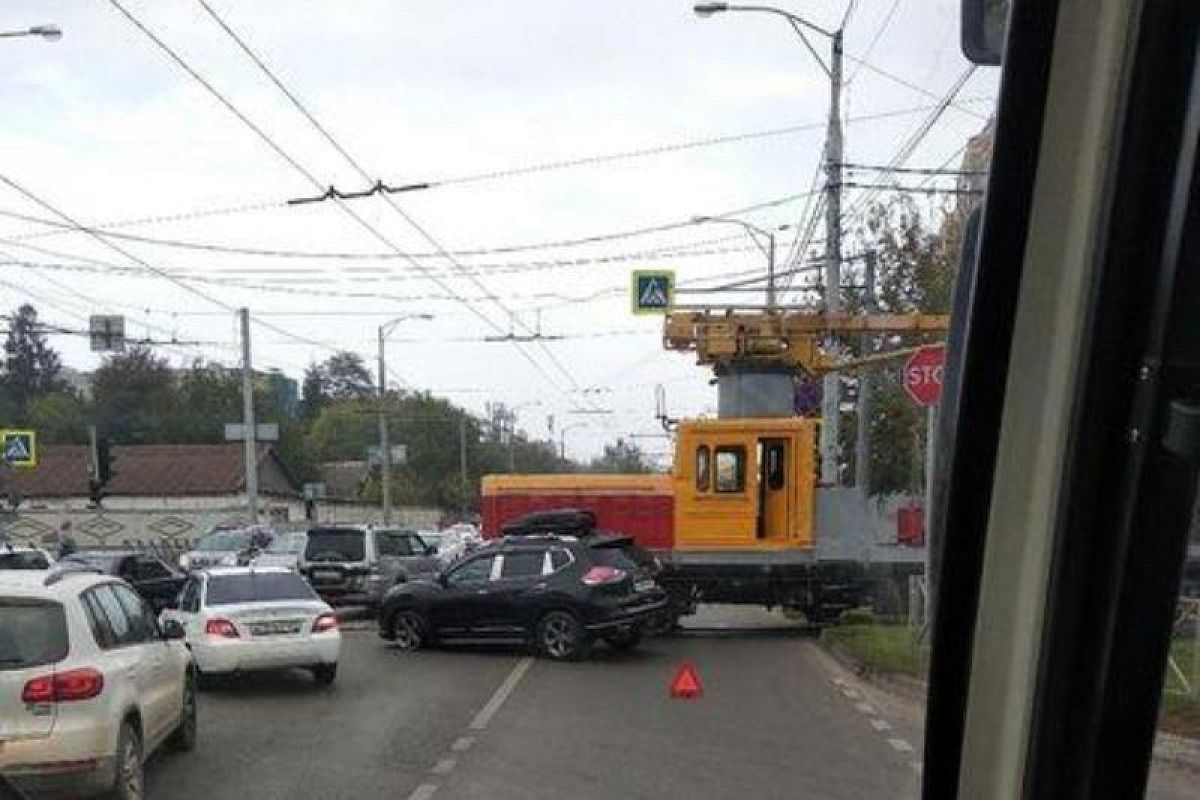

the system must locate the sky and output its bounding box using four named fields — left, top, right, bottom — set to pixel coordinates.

left=0, top=1, right=996, bottom=463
